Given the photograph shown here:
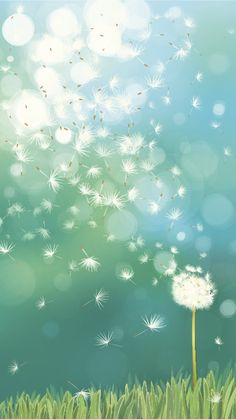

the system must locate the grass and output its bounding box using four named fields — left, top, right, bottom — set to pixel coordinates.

left=1, top=370, right=236, bottom=418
